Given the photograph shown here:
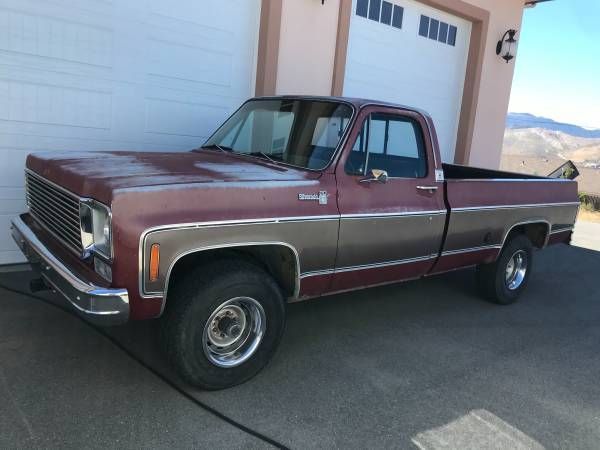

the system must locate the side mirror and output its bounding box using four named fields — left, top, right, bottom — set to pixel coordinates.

left=360, top=169, right=388, bottom=184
